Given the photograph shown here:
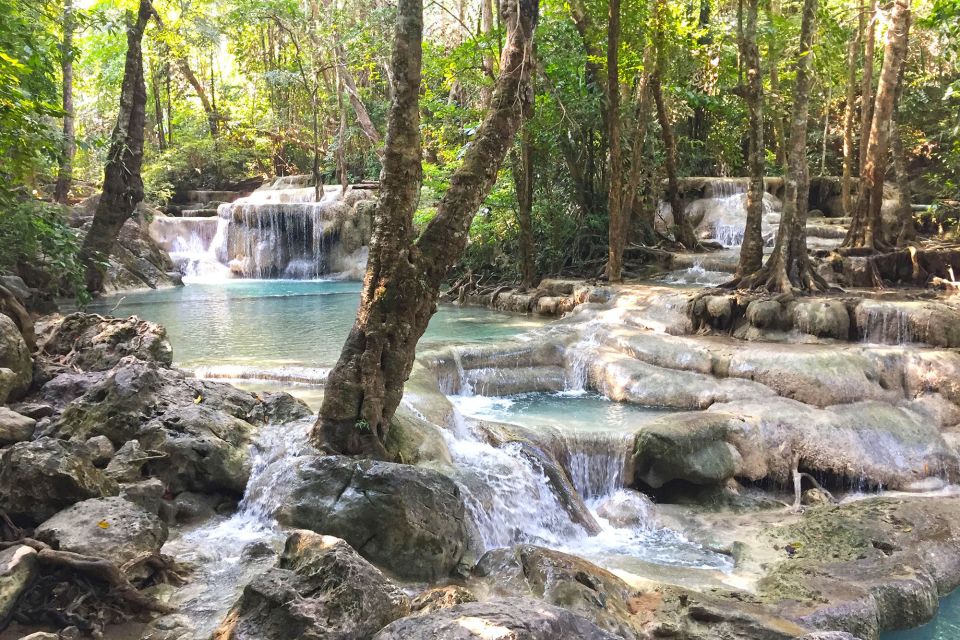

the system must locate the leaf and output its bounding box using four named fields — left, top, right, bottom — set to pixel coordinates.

left=98, top=520, right=110, bottom=529
left=195, top=394, right=203, bottom=404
